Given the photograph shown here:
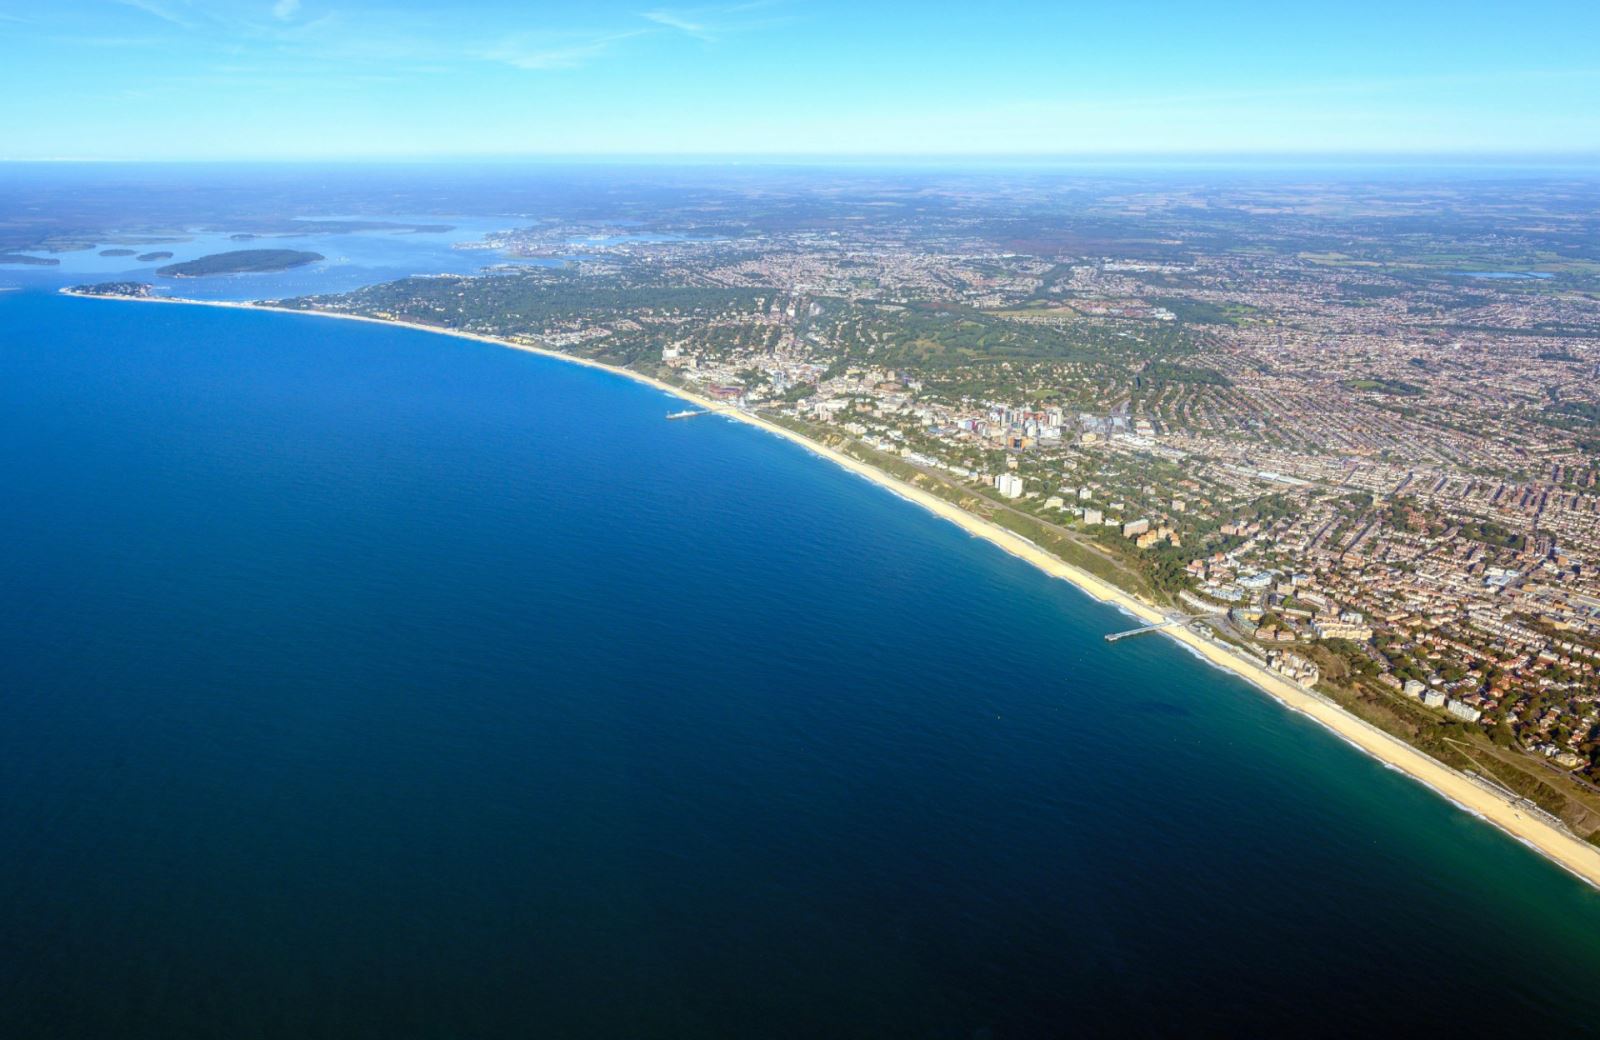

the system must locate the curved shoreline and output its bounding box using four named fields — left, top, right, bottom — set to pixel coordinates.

left=63, top=289, right=1600, bottom=891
